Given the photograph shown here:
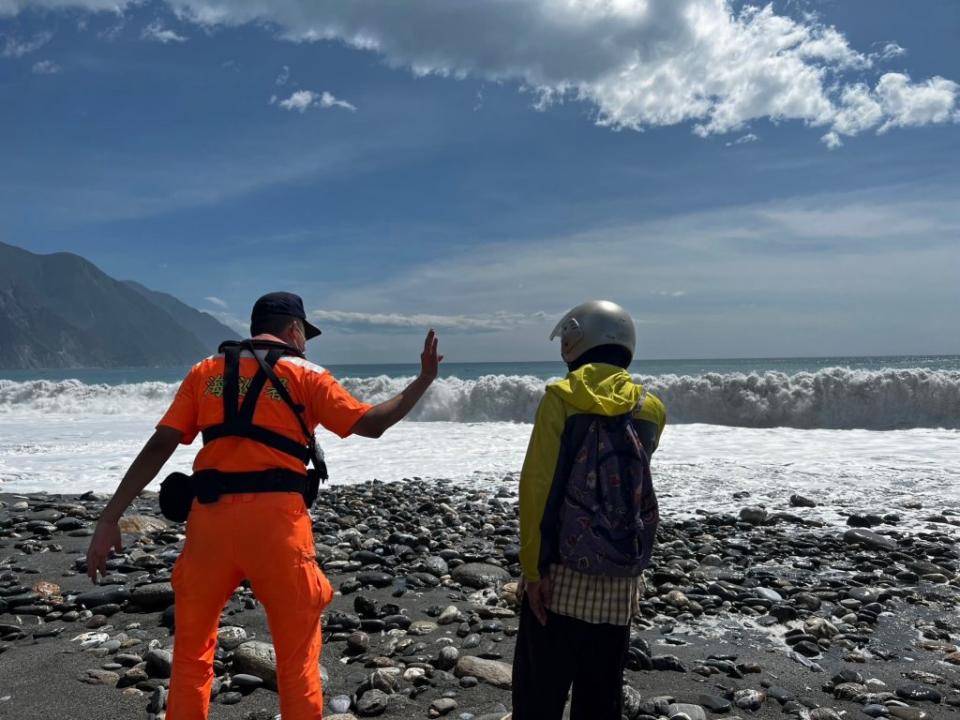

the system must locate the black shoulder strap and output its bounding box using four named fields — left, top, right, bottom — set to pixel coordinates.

left=241, top=342, right=328, bottom=476
left=218, top=338, right=304, bottom=358
left=236, top=347, right=278, bottom=425
left=242, top=343, right=312, bottom=442
left=223, top=343, right=241, bottom=427
left=202, top=342, right=315, bottom=466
